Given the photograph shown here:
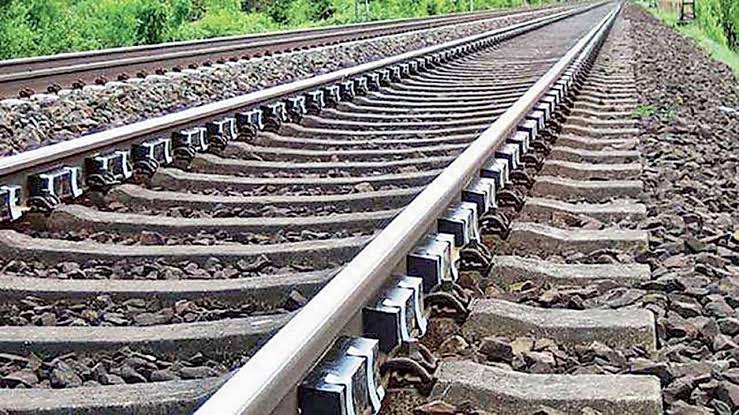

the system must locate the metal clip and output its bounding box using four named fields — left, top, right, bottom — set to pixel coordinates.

left=495, top=143, right=521, bottom=172
left=363, top=276, right=427, bottom=353
left=264, top=102, right=288, bottom=122
left=305, top=91, right=325, bottom=114
left=480, top=158, right=509, bottom=190
left=462, top=178, right=495, bottom=216
left=528, top=109, right=547, bottom=131
left=206, top=117, right=238, bottom=145
left=399, top=63, right=410, bottom=78
left=378, top=69, right=391, bottom=86
left=0, top=185, right=22, bottom=222
left=366, top=73, right=381, bottom=91
left=299, top=336, right=384, bottom=415
left=235, top=108, right=264, bottom=136
left=552, top=83, right=567, bottom=100
left=260, top=102, right=288, bottom=132
left=343, top=337, right=384, bottom=414
left=508, top=130, right=530, bottom=155
left=518, top=119, right=539, bottom=143
left=558, top=76, right=573, bottom=93
left=545, top=89, right=561, bottom=106
left=29, top=166, right=83, bottom=201
left=323, top=85, right=341, bottom=106
left=438, top=202, right=479, bottom=248
left=173, top=127, right=208, bottom=152
left=286, top=96, right=307, bottom=122
left=408, top=60, right=419, bottom=74
left=339, top=80, right=355, bottom=100
left=132, top=137, right=173, bottom=173
left=407, top=233, right=456, bottom=292
left=85, top=150, right=133, bottom=188
left=389, top=66, right=402, bottom=82
left=353, top=77, right=369, bottom=95
left=397, top=276, right=427, bottom=335
left=537, top=99, right=554, bottom=121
